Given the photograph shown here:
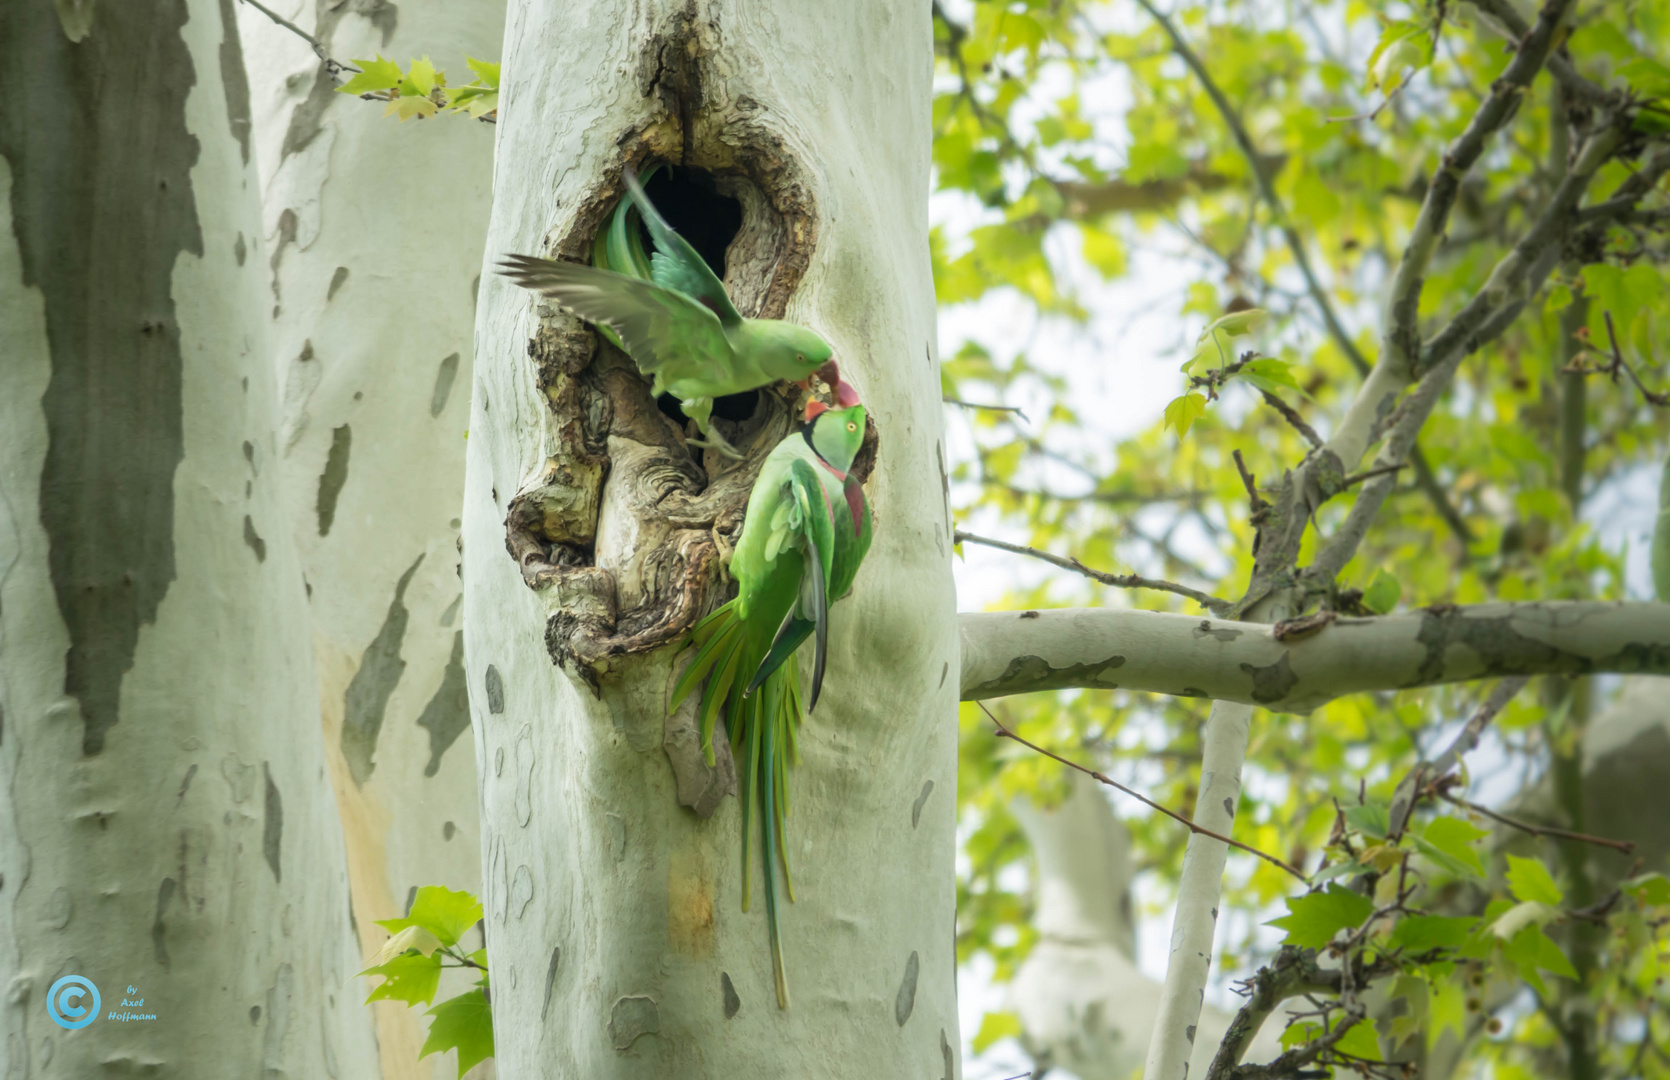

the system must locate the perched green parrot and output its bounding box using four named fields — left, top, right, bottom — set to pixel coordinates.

left=500, top=164, right=837, bottom=458
left=668, top=400, right=871, bottom=1007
